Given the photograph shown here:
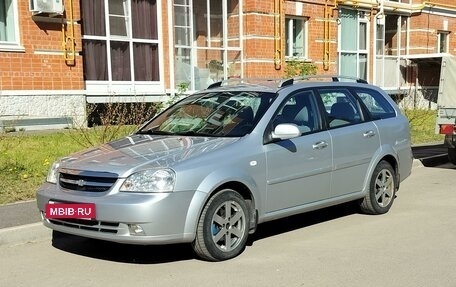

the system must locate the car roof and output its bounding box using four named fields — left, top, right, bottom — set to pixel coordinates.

left=202, top=75, right=371, bottom=94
